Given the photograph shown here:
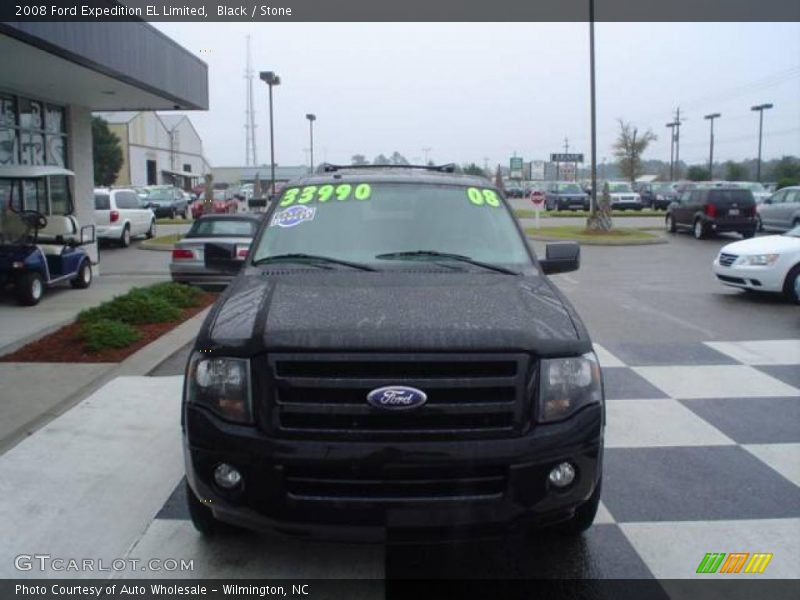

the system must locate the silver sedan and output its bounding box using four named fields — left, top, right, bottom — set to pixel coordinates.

left=169, top=214, right=264, bottom=288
